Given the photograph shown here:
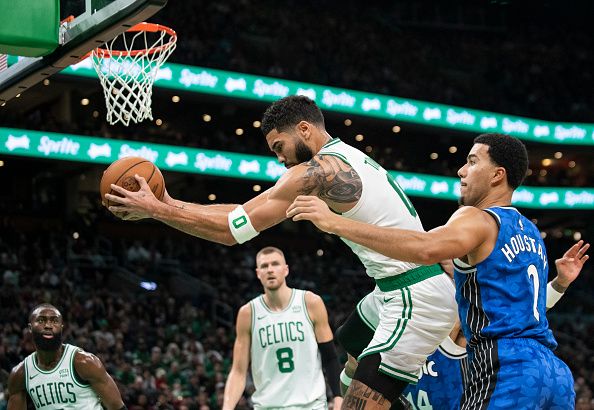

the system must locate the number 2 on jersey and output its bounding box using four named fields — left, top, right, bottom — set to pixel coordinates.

left=527, top=264, right=540, bottom=321
left=276, top=347, right=295, bottom=373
